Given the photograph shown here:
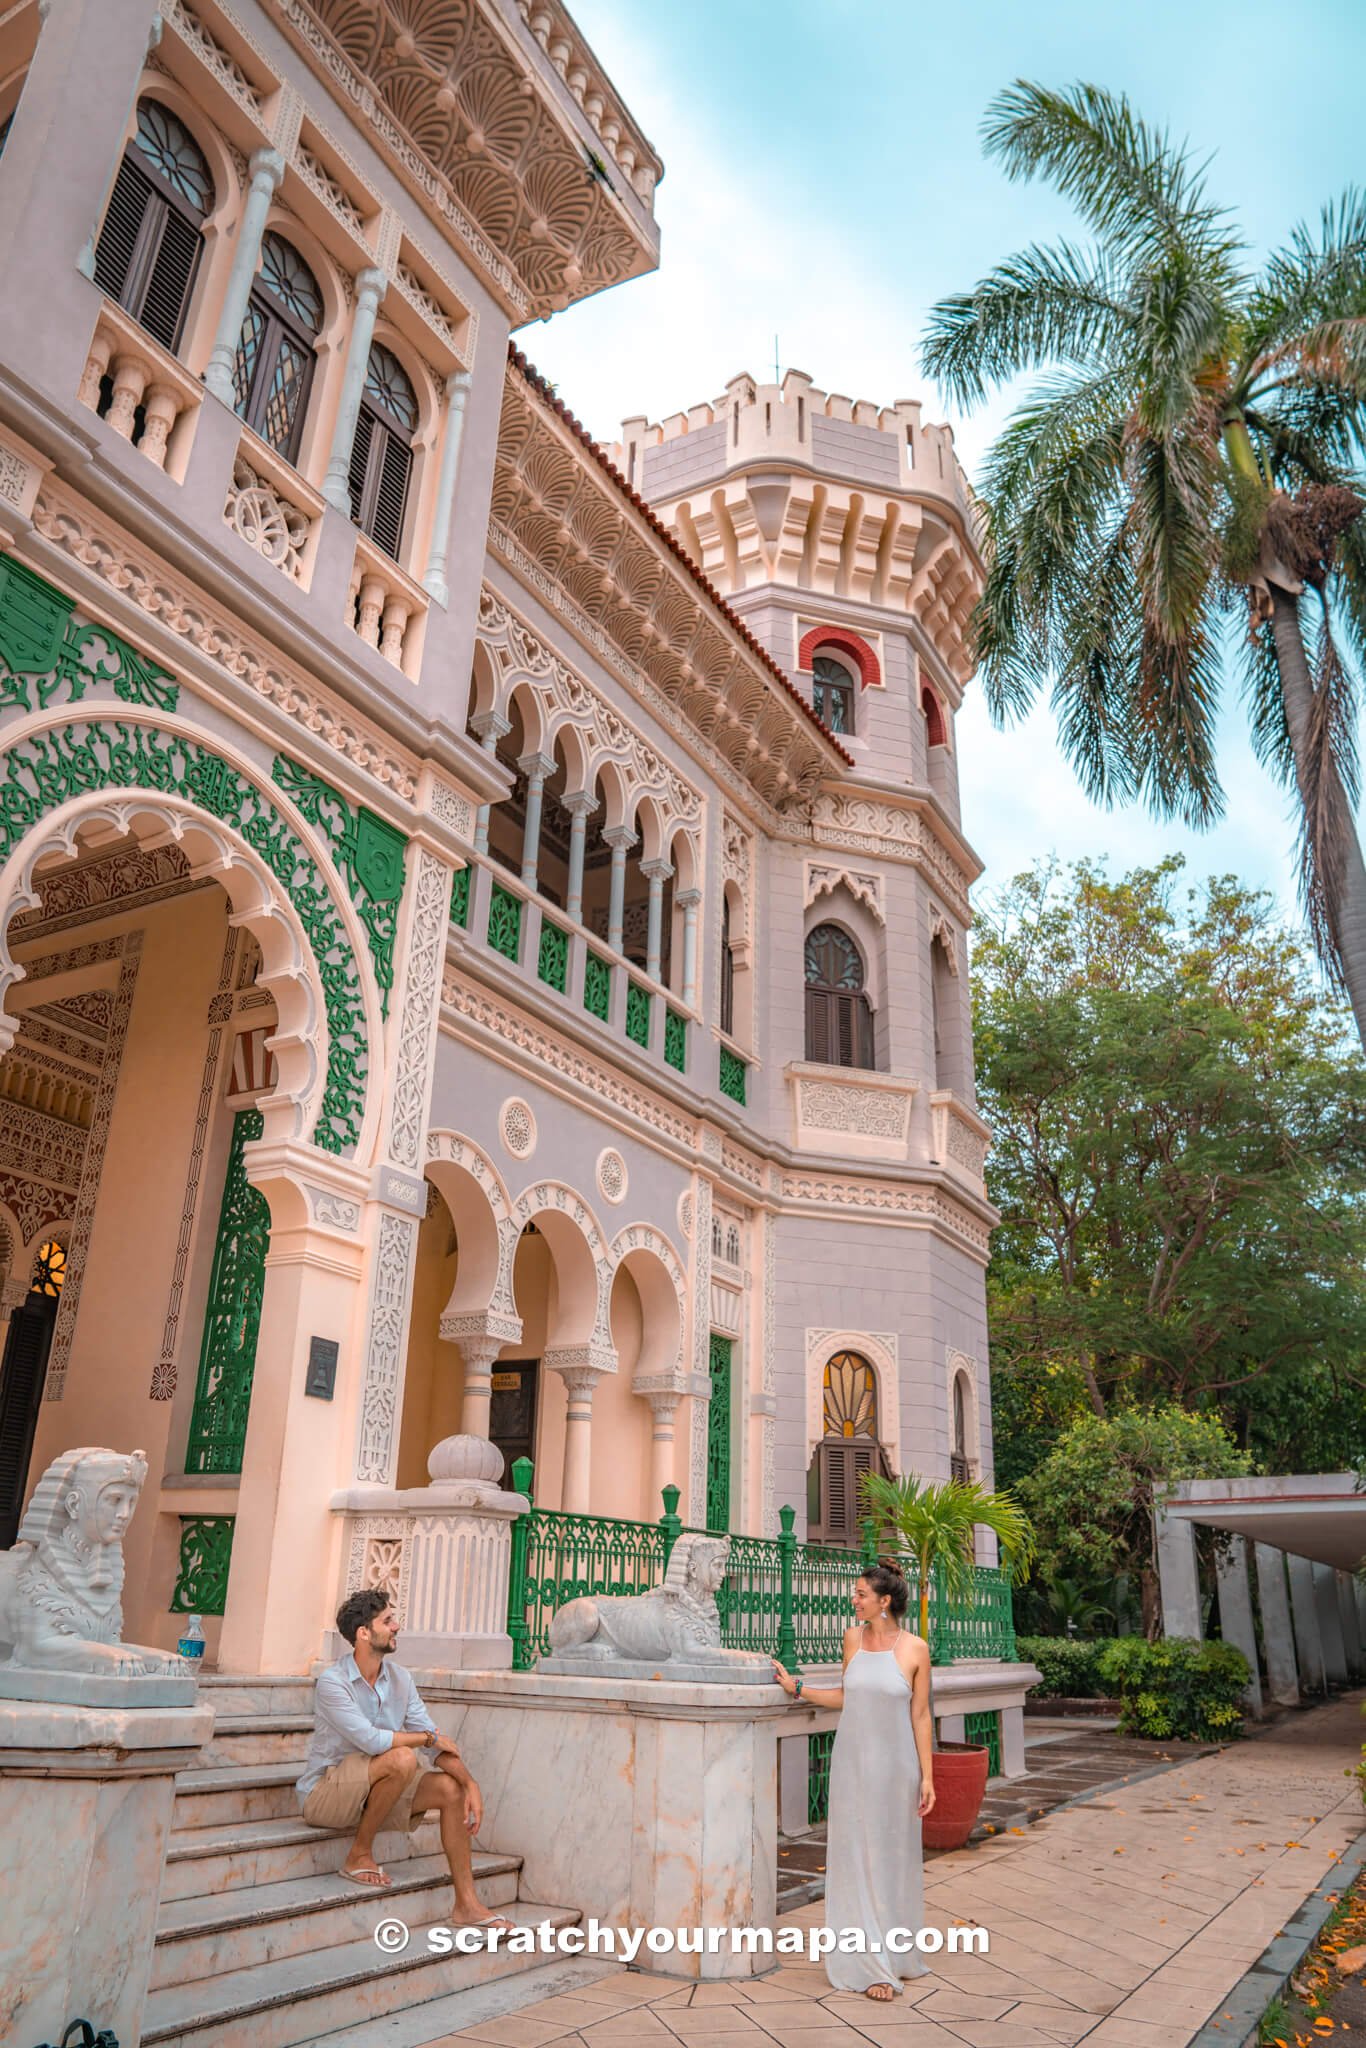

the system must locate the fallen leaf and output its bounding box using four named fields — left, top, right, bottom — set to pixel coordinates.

left=1336, top=1945, right=1366, bottom=1975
